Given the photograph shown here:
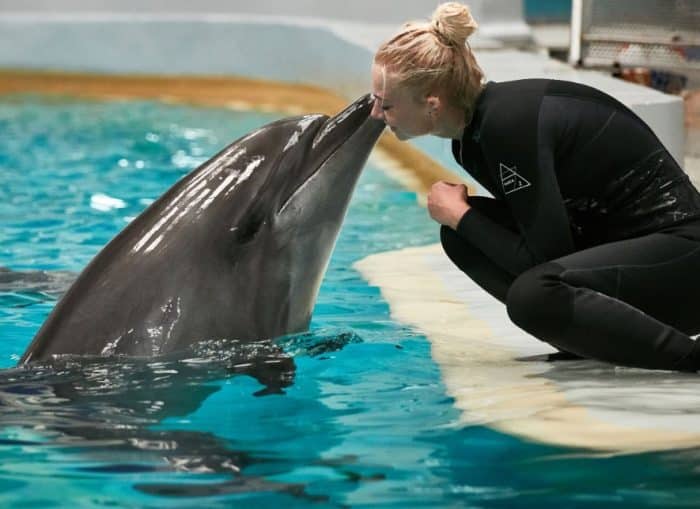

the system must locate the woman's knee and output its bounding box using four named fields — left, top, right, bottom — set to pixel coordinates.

left=506, top=262, right=572, bottom=337
left=440, top=225, right=477, bottom=267
left=439, top=224, right=459, bottom=253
